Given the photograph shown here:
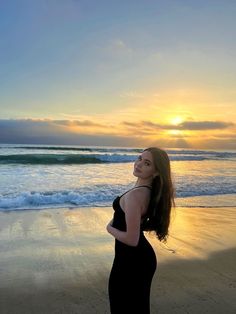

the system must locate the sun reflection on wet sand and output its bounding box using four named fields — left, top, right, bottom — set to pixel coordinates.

left=0, top=205, right=236, bottom=313
left=150, top=206, right=236, bottom=261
